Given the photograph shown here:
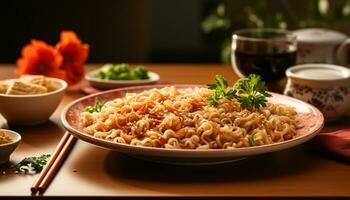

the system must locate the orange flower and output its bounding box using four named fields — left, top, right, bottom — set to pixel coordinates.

left=16, top=40, right=66, bottom=79
left=56, top=31, right=89, bottom=84
left=16, top=31, right=89, bottom=85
